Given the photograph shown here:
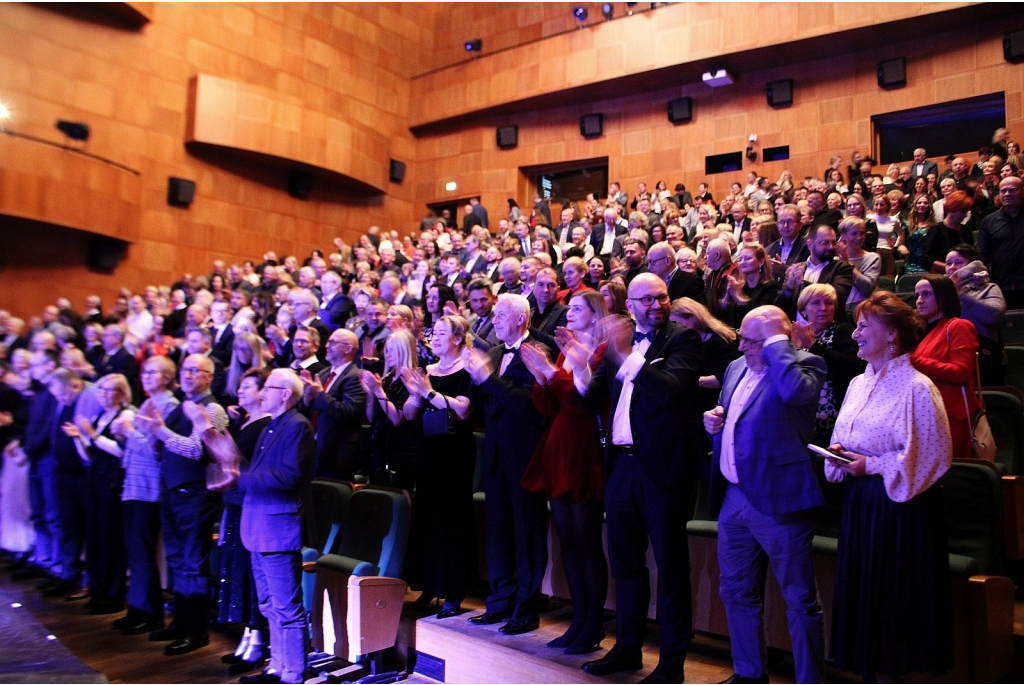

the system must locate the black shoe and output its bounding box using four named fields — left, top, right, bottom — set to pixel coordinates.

left=547, top=625, right=581, bottom=649
left=436, top=606, right=465, bottom=619
left=718, top=674, right=769, bottom=684
left=564, top=629, right=606, bottom=655
left=222, top=652, right=242, bottom=665
left=149, top=623, right=186, bottom=641
left=87, top=599, right=124, bottom=615
left=228, top=658, right=264, bottom=675
left=639, top=663, right=684, bottom=684
left=12, top=565, right=45, bottom=581
left=112, top=611, right=137, bottom=630
left=41, top=579, right=78, bottom=597
left=238, top=670, right=281, bottom=684
left=164, top=632, right=209, bottom=656
left=582, top=647, right=644, bottom=676
left=65, top=586, right=90, bottom=601
left=124, top=617, right=165, bottom=636
left=499, top=616, right=539, bottom=635
left=467, top=611, right=510, bottom=626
